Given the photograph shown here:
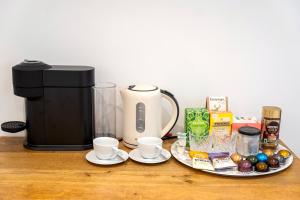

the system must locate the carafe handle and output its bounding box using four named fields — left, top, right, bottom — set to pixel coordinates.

left=160, top=89, right=179, bottom=137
